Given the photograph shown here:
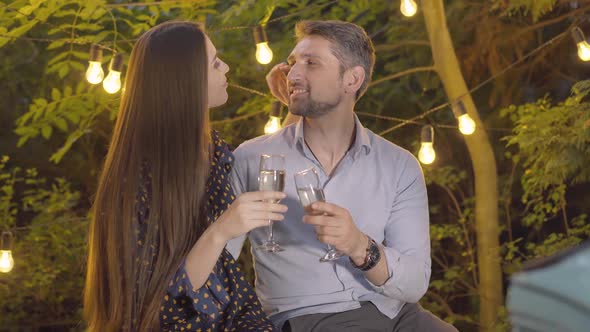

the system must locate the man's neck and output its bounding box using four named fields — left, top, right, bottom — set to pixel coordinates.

left=303, top=107, right=356, bottom=176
